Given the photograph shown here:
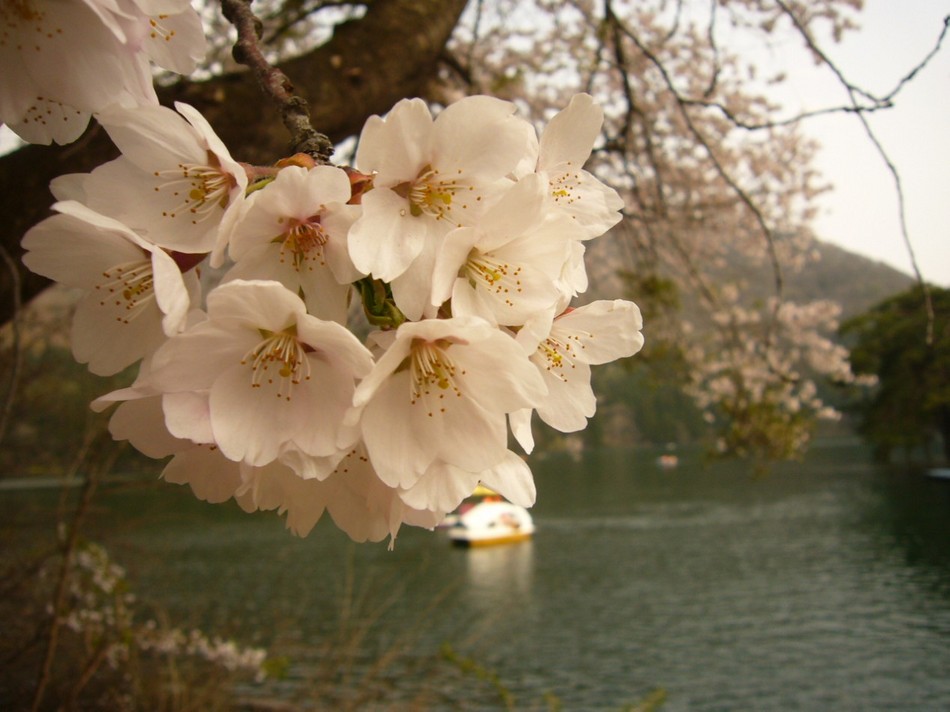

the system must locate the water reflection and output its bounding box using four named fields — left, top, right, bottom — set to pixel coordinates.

left=460, top=541, right=534, bottom=604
